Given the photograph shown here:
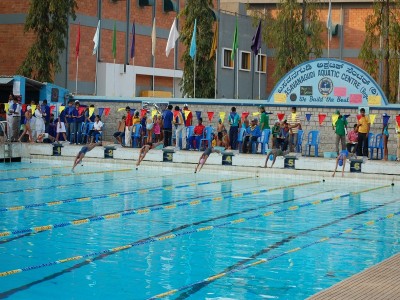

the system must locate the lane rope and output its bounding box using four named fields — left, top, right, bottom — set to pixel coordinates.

left=0, top=184, right=388, bottom=277
left=0, top=180, right=318, bottom=238
left=0, top=176, right=253, bottom=215
left=148, top=209, right=399, bottom=299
